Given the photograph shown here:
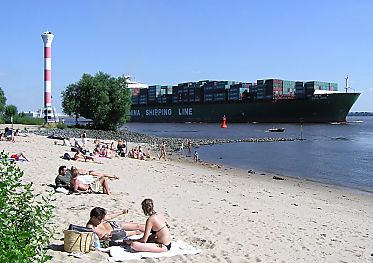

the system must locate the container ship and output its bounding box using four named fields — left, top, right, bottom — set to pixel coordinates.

left=127, top=78, right=360, bottom=123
